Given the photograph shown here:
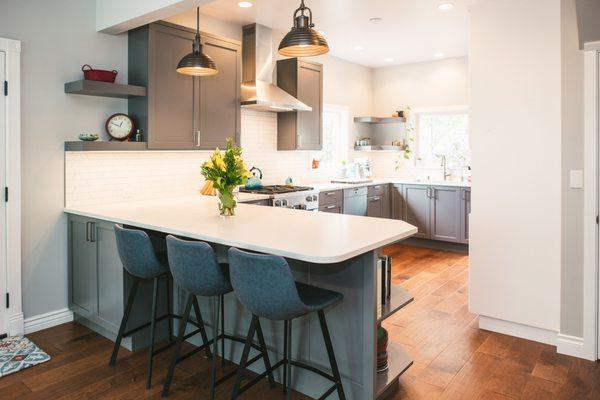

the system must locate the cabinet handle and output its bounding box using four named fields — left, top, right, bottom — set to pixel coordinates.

left=85, top=222, right=90, bottom=242
left=373, top=185, right=380, bottom=190
left=195, top=131, right=201, bottom=147
left=370, top=197, right=381, bottom=202
left=89, top=222, right=96, bottom=243
left=326, top=205, right=337, bottom=209
left=296, top=133, right=302, bottom=148
left=432, top=188, right=437, bottom=199
left=426, top=187, right=431, bottom=198
left=325, top=192, right=336, bottom=196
